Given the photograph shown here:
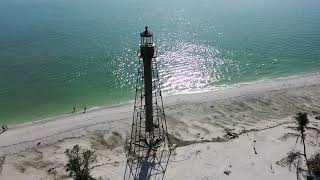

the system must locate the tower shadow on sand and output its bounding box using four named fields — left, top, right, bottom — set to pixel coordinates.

left=124, top=137, right=171, bottom=180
